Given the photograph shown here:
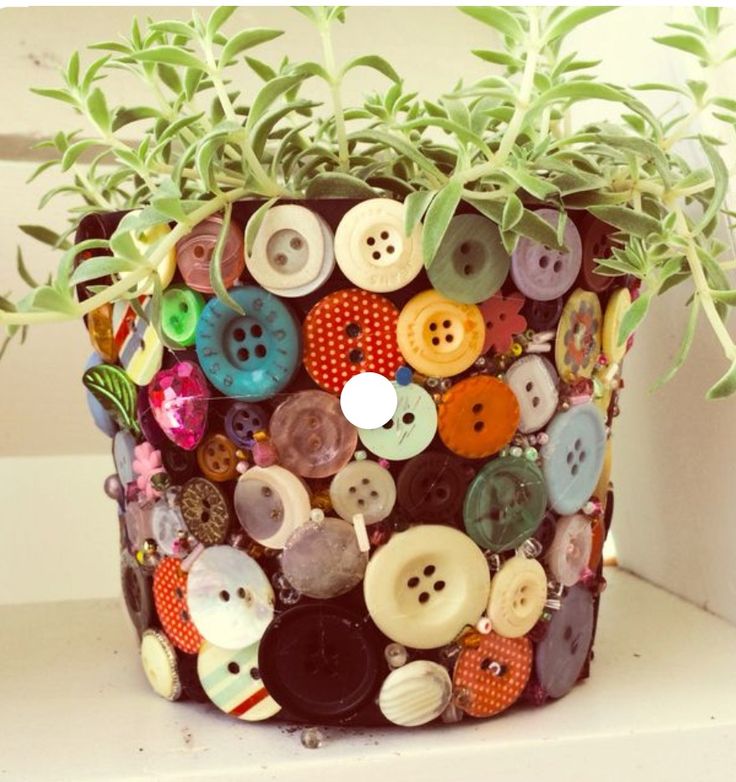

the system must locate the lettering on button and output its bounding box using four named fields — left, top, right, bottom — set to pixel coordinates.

left=406, top=563, right=447, bottom=604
